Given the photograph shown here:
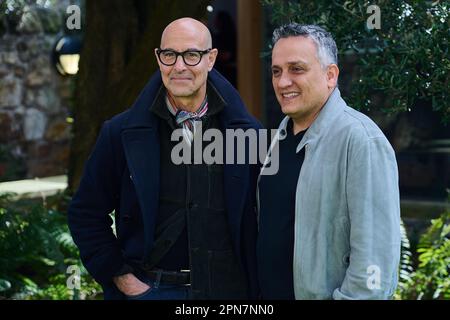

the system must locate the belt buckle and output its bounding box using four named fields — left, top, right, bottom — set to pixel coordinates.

left=149, top=269, right=190, bottom=285
left=179, top=269, right=190, bottom=284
